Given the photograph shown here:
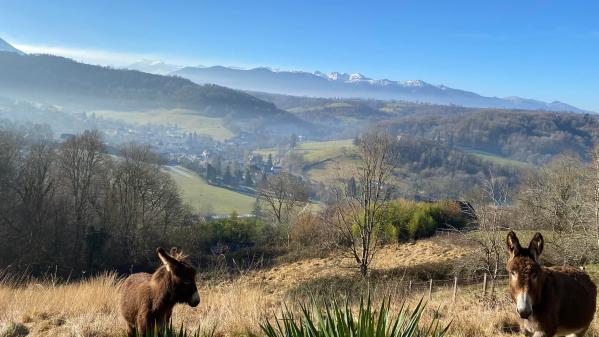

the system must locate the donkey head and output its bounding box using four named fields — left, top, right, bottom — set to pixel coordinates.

left=506, top=231, right=544, bottom=319
left=156, top=247, right=200, bottom=307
